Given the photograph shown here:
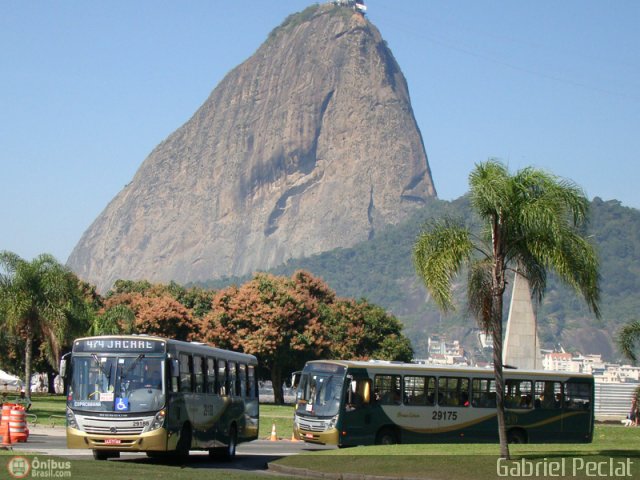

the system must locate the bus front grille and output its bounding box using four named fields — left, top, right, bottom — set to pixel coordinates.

left=297, top=418, right=330, bottom=432
left=78, top=415, right=150, bottom=435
